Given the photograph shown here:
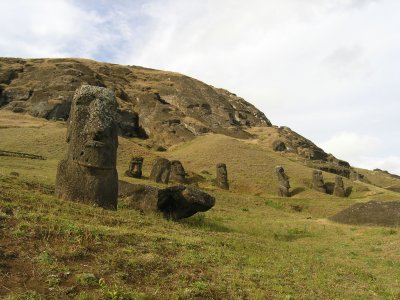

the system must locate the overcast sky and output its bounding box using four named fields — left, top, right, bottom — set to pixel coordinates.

left=1, top=0, right=399, bottom=174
